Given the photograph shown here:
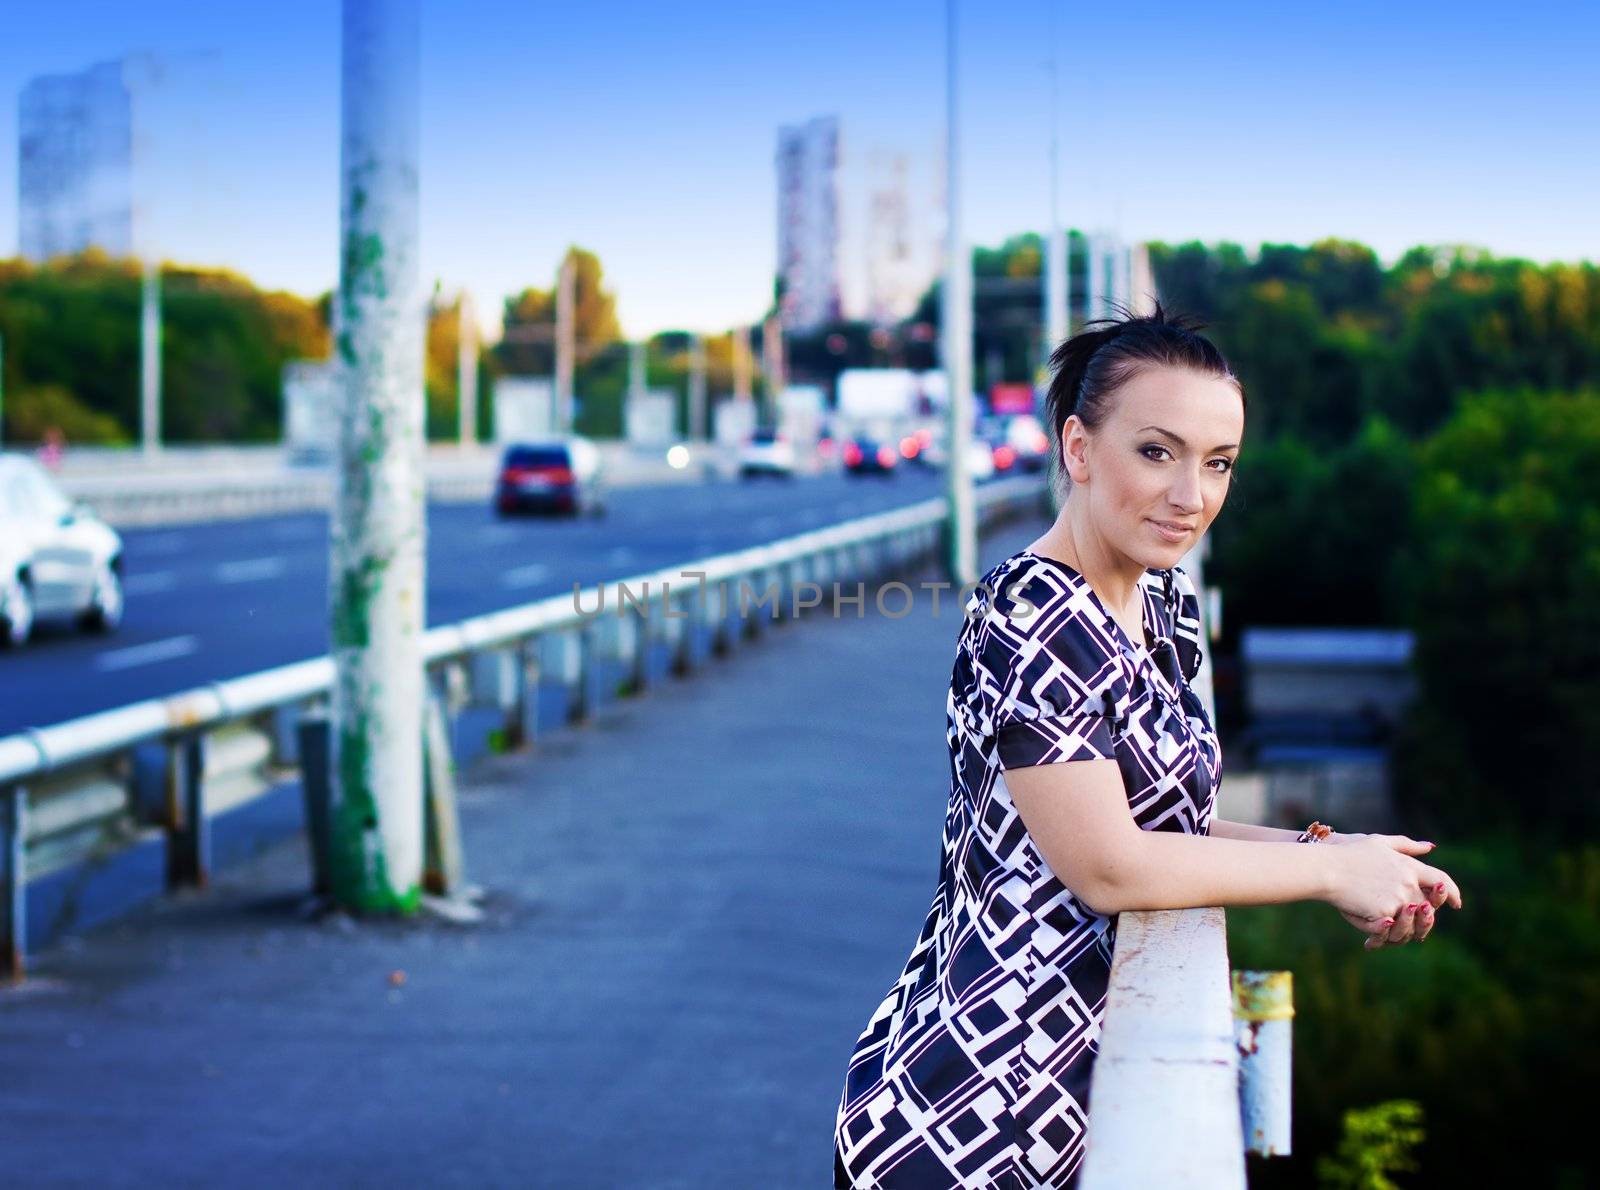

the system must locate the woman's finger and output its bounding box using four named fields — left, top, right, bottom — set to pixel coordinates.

left=1357, top=912, right=1397, bottom=948
left=1414, top=901, right=1436, bottom=942
left=1385, top=835, right=1437, bottom=857
left=1417, top=868, right=1463, bottom=910
left=1383, top=902, right=1419, bottom=945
